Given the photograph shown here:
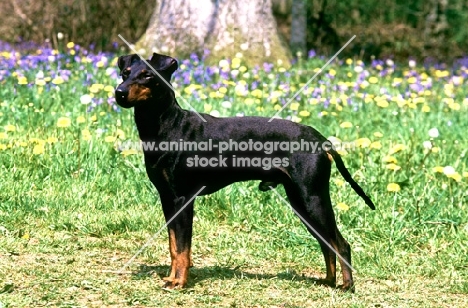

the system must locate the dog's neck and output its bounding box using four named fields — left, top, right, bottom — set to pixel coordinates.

left=134, top=90, right=185, bottom=141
